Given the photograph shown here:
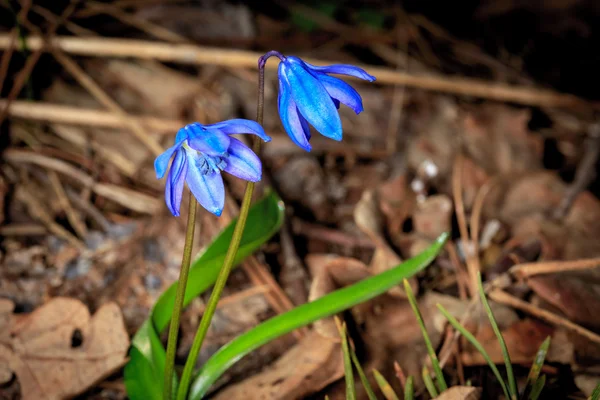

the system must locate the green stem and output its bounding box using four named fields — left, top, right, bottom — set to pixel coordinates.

left=163, top=194, right=198, bottom=400
left=175, top=55, right=269, bottom=400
